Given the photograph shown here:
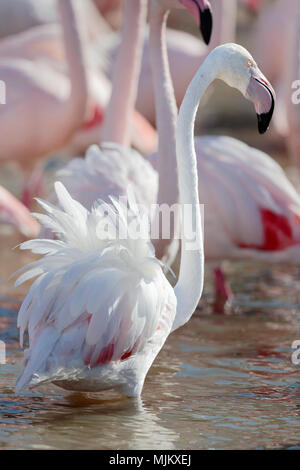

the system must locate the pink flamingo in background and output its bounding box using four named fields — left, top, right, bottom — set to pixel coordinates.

left=251, top=0, right=300, bottom=159
left=42, top=0, right=160, bottom=222
left=0, top=186, right=39, bottom=237
left=0, top=0, right=89, bottom=203
left=0, top=19, right=157, bottom=162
